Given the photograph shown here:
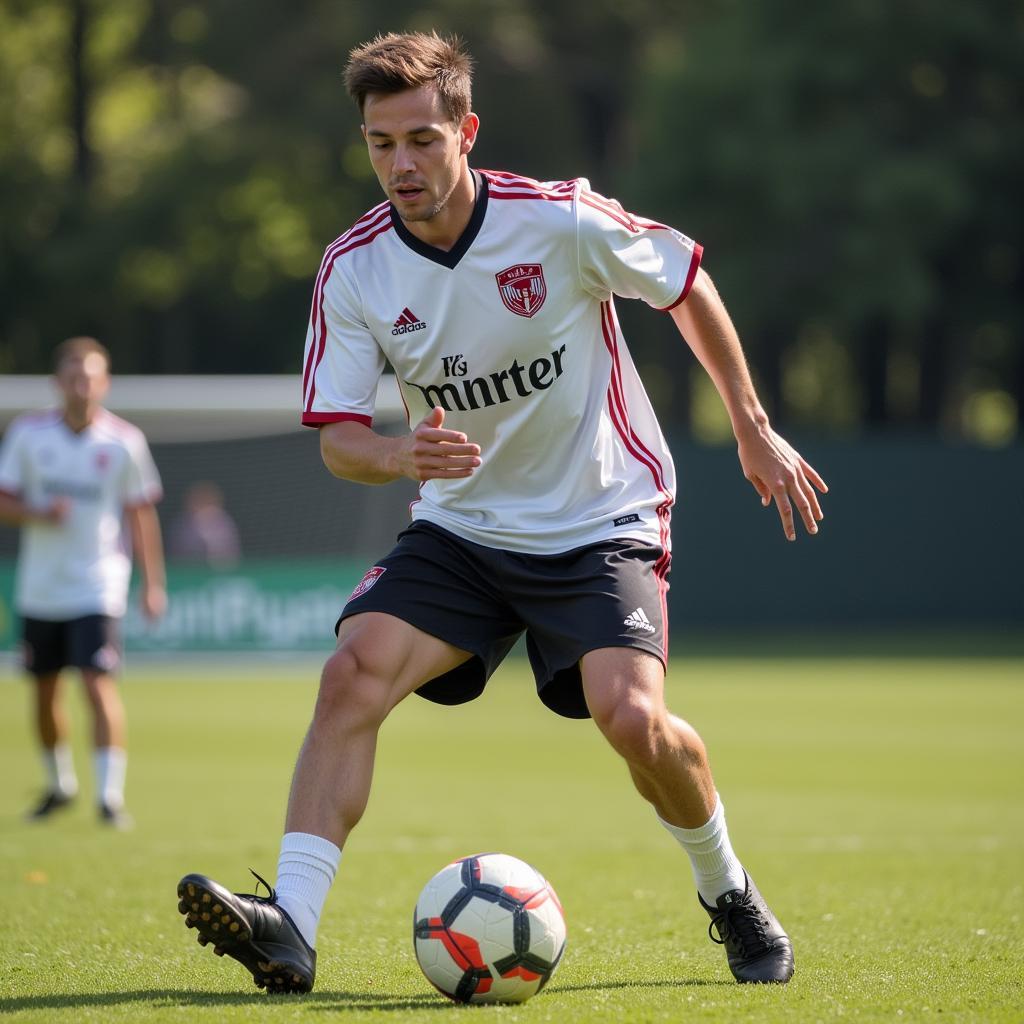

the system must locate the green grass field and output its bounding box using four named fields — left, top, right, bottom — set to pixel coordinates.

left=1, top=653, right=1022, bottom=1022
